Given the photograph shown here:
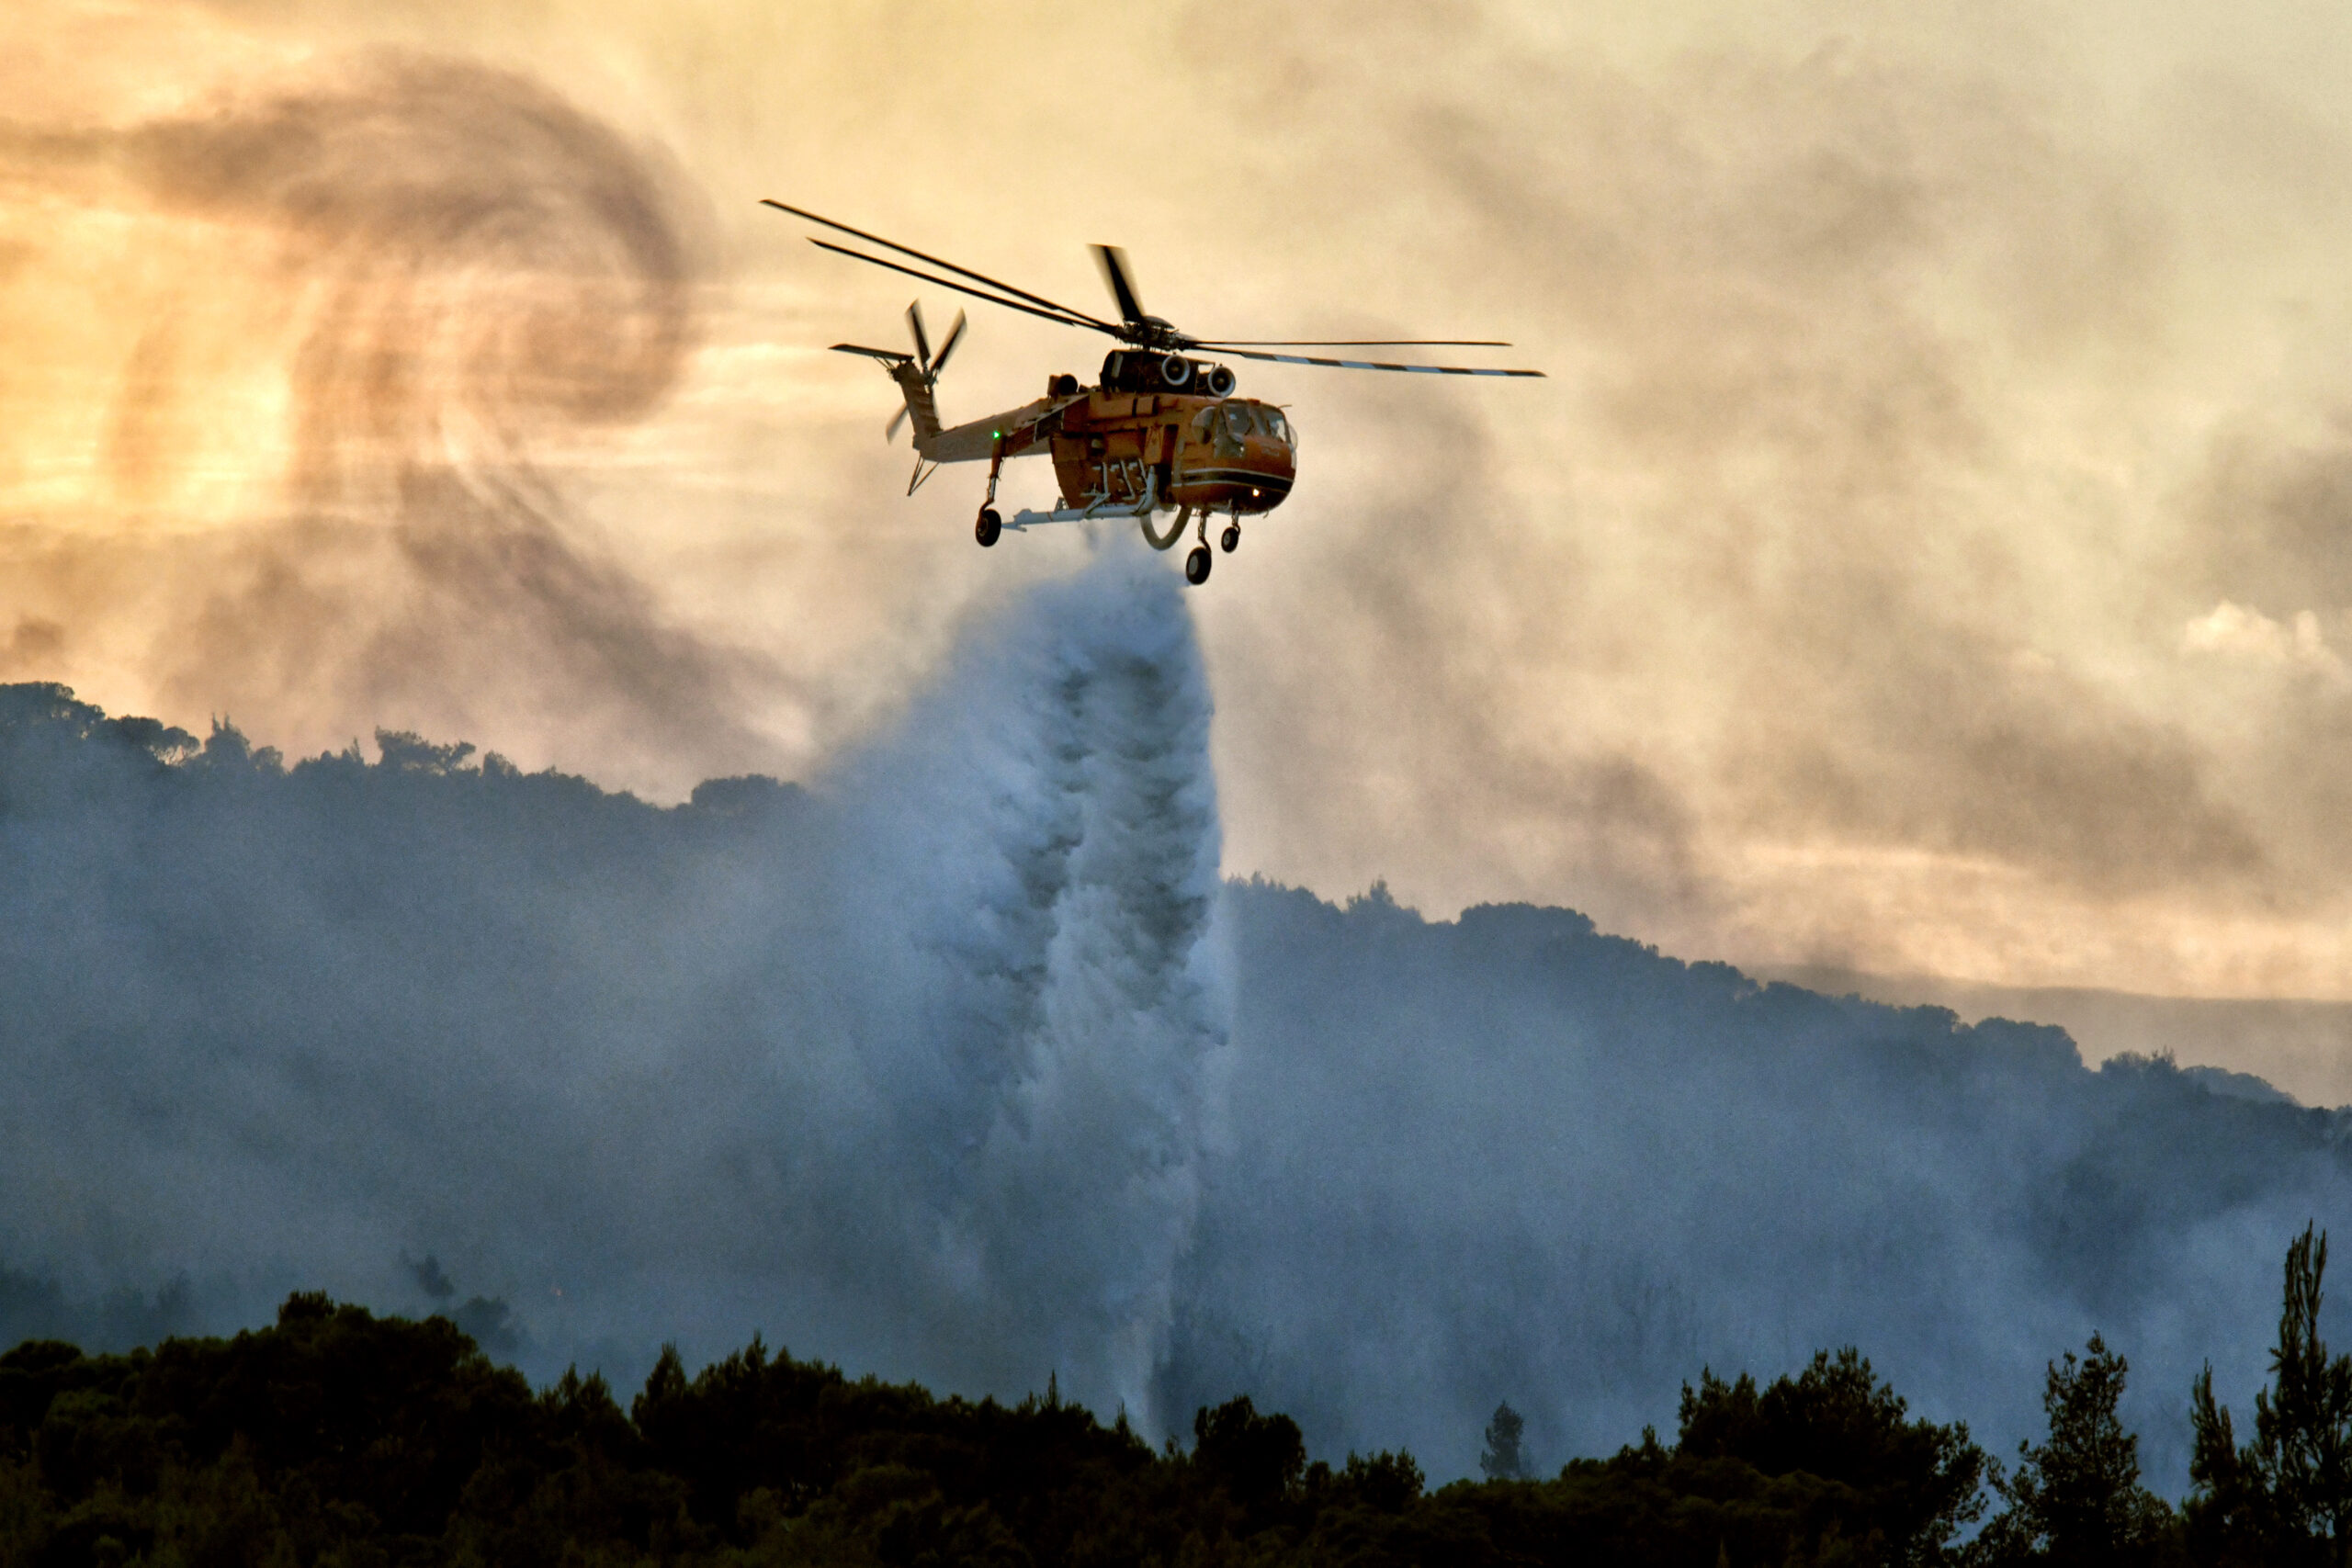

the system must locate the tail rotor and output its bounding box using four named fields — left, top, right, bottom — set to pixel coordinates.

left=886, top=301, right=967, bottom=441
left=929, top=309, right=967, bottom=378
left=906, top=300, right=931, bottom=369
